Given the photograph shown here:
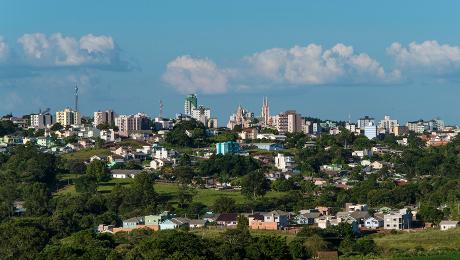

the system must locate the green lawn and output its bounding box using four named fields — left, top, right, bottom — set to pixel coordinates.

left=154, top=182, right=288, bottom=206
left=62, top=148, right=112, bottom=160
left=53, top=179, right=287, bottom=207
